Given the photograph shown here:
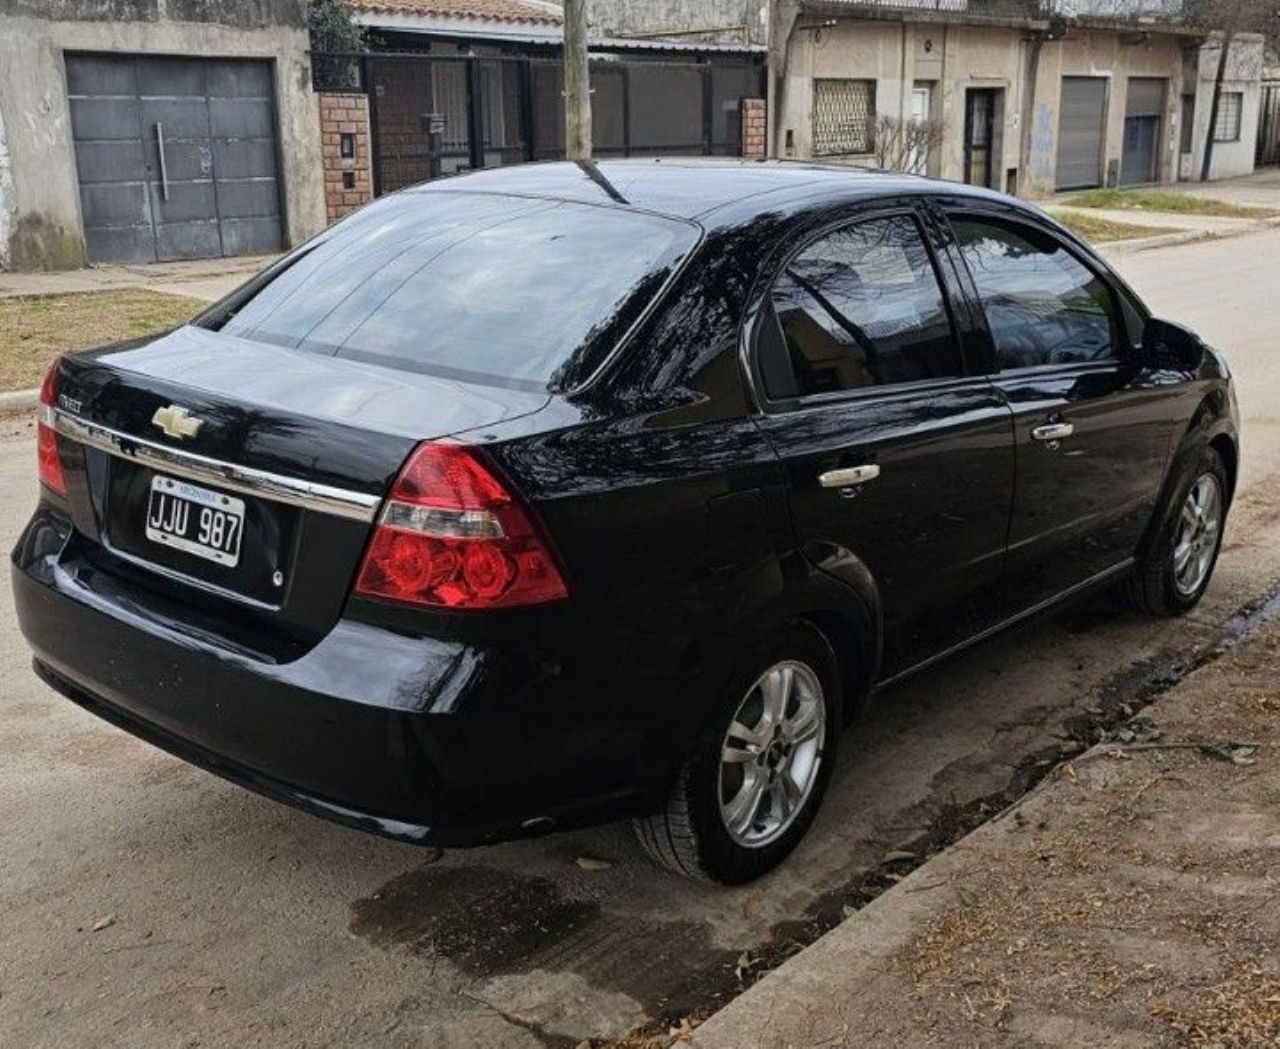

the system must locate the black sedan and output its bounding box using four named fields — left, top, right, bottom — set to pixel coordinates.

left=12, top=160, right=1237, bottom=883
